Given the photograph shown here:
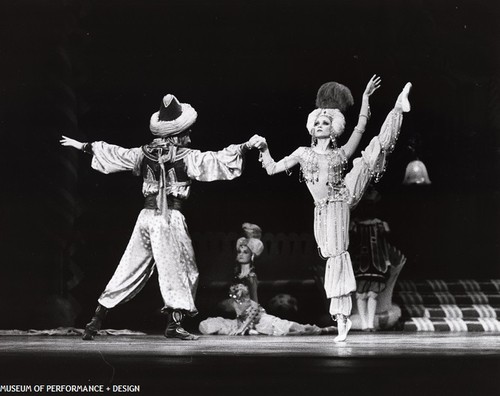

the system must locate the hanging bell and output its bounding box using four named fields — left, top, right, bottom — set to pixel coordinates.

left=402, top=160, right=431, bottom=185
